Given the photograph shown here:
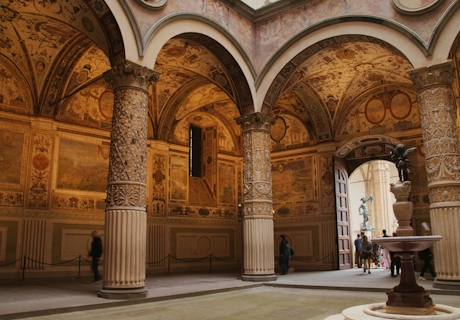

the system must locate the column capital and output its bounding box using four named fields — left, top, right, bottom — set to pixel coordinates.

left=236, top=112, right=275, bottom=132
left=104, top=60, right=160, bottom=91
left=407, top=60, right=455, bottom=91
